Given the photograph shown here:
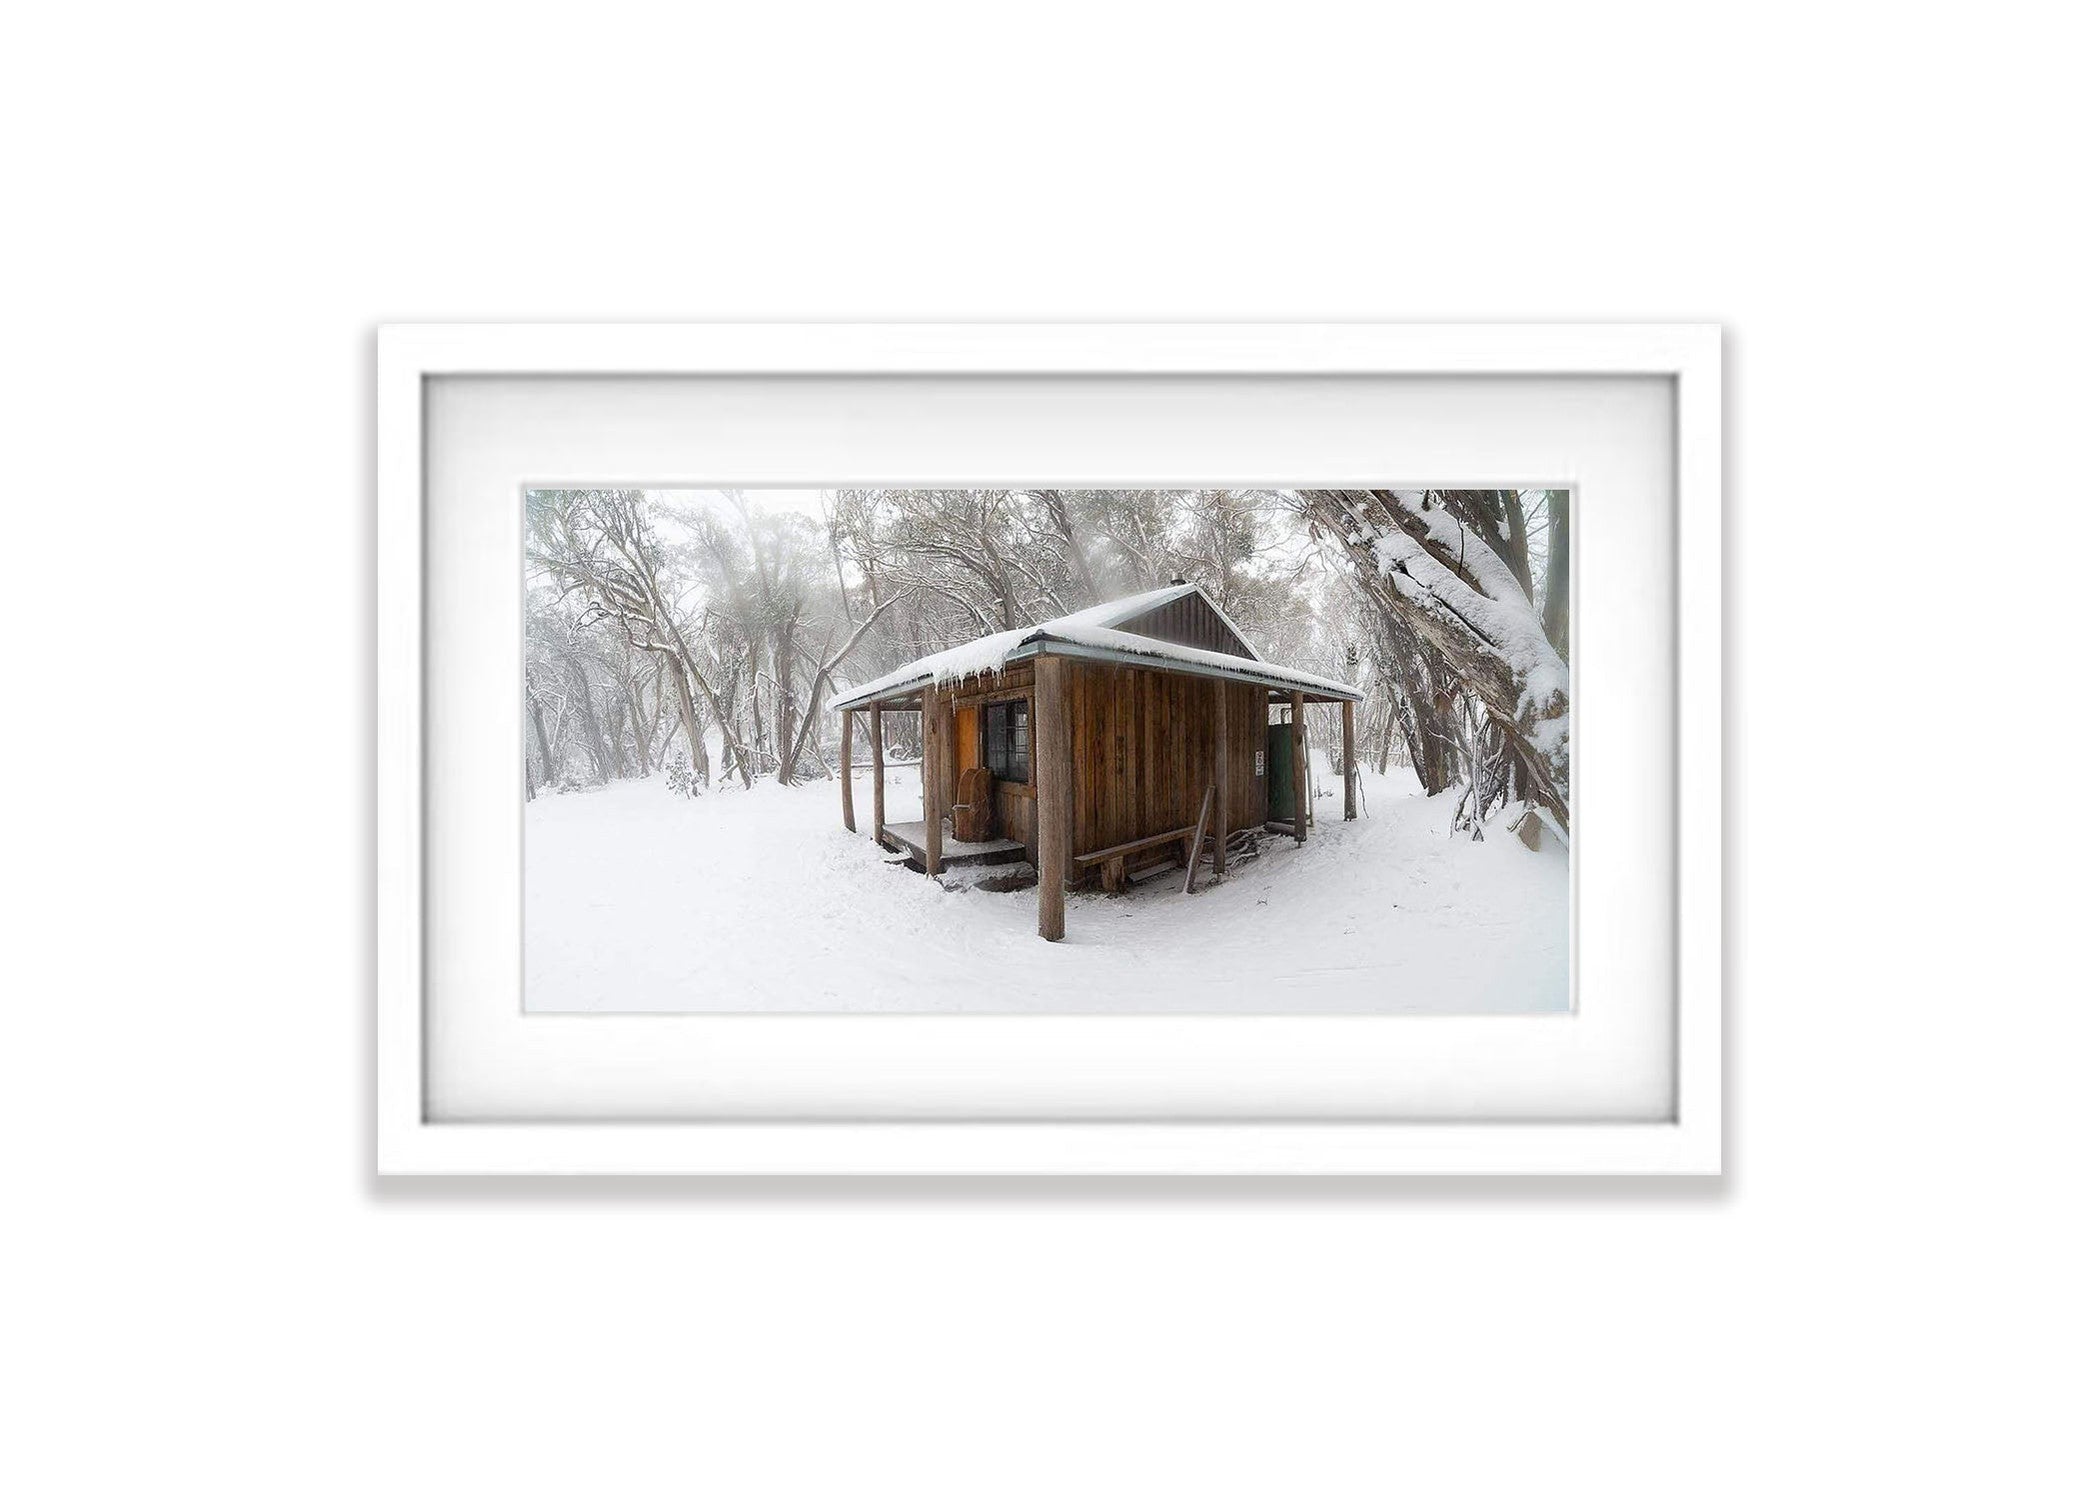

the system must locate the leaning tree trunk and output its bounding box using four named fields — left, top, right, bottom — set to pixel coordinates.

left=771, top=630, right=796, bottom=785
left=604, top=696, right=630, bottom=779
left=1542, top=489, right=1570, bottom=660
left=624, top=677, right=652, bottom=777
left=785, top=593, right=901, bottom=783
left=566, top=657, right=616, bottom=782
left=1376, top=611, right=1456, bottom=797
left=526, top=691, right=555, bottom=793
left=1406, top=672, right=1458, bottom=796
left=1498, top=490, right=1536, bottom=602
left=667, top=663, right=711, bottom=788
left=1038, top=489, right=1103, bottom=606
left=1297, top=488, right=1570, bottom=828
